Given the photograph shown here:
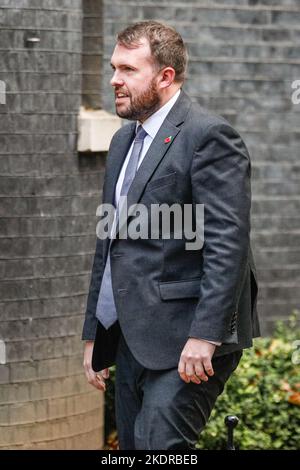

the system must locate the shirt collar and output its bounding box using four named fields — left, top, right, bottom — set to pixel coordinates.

left=136, top=89, right=181, bottom=140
